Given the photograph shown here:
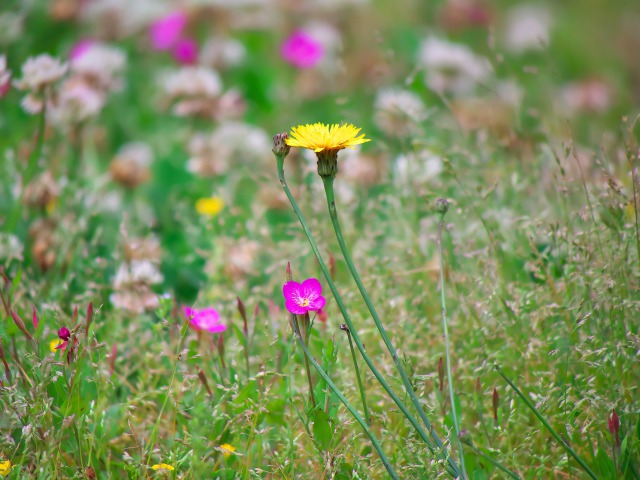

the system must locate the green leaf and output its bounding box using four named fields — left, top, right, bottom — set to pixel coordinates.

left=311, top=408, right=332, bottom=452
